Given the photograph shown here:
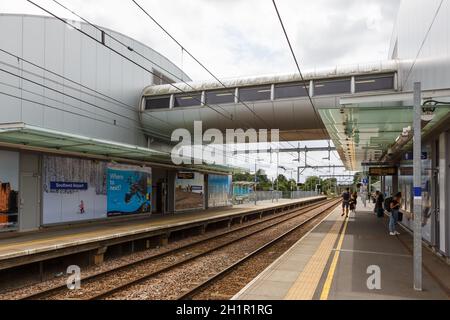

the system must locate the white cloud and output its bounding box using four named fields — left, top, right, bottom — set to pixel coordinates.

left=0, top=0, right=400, bottom=177
left=1, top=0, right=400, bottom=80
